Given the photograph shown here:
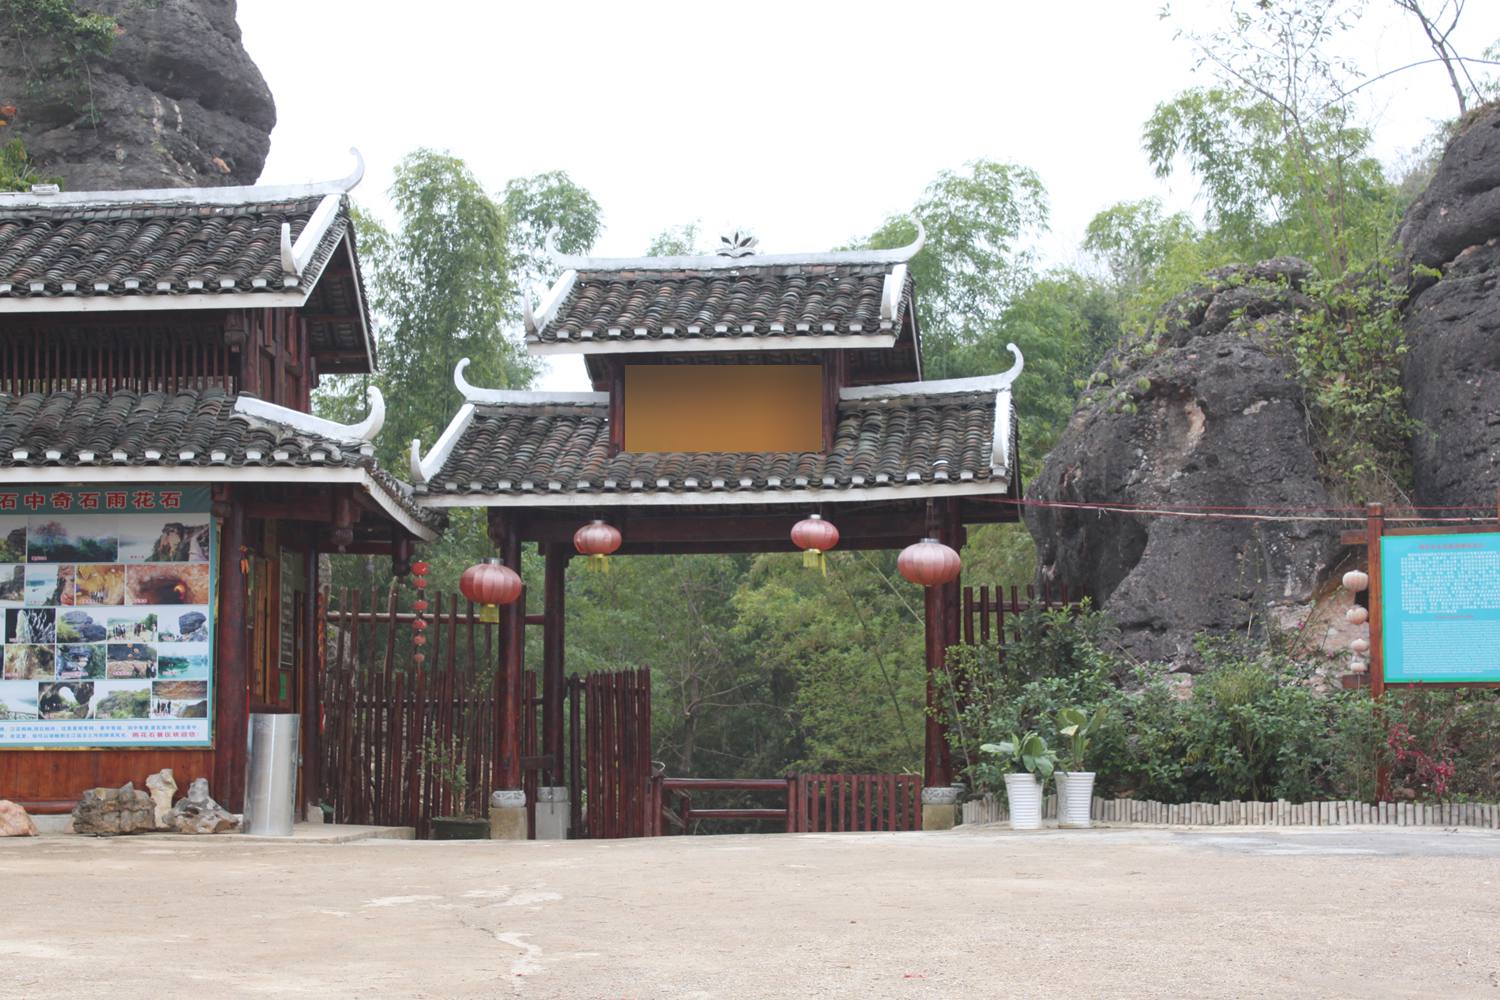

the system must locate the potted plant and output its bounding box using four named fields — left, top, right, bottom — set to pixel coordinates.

left=1055, top=706, right=1107, bottom=829
left=423, top=735, right=489, bottom=840
left=980, top=732, right=1055, bottom=831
